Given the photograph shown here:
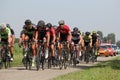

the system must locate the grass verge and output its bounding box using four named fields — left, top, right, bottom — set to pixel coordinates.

left=52, top=56, right=120, bottom=80
left=11, top=43, right=23, bottom=66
